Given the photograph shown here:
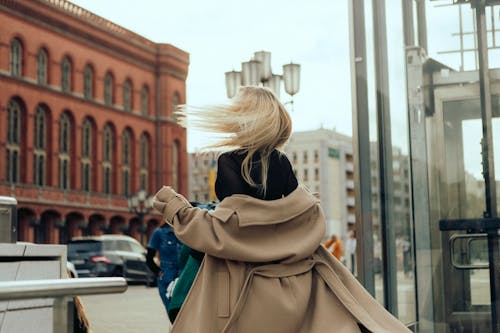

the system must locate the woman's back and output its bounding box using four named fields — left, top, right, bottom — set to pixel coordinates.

left=215, top=149, right=298, bottom=201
